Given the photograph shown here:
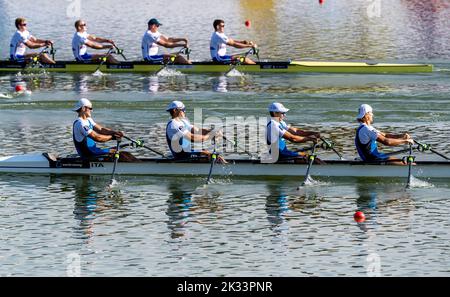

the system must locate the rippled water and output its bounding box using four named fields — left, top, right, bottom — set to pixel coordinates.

left=1, top=0, right=450, bottom=276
